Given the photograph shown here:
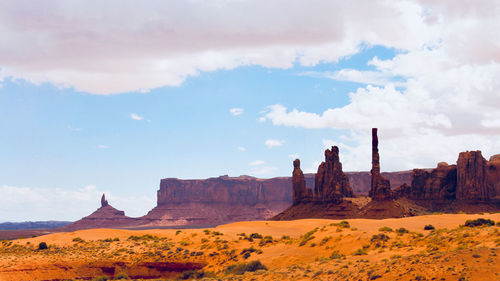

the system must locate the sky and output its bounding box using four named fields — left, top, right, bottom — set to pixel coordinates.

left=1, top=0, right=500, bottom=221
